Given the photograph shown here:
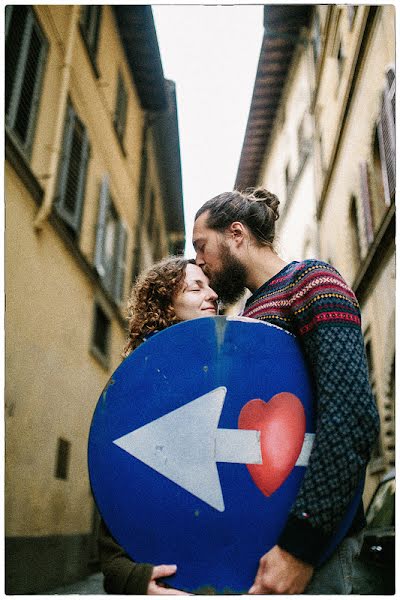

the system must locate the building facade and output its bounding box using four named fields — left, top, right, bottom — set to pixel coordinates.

left=5, top=5, right=184, bottom=593
left=235, top=5, right=395, bottom=502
